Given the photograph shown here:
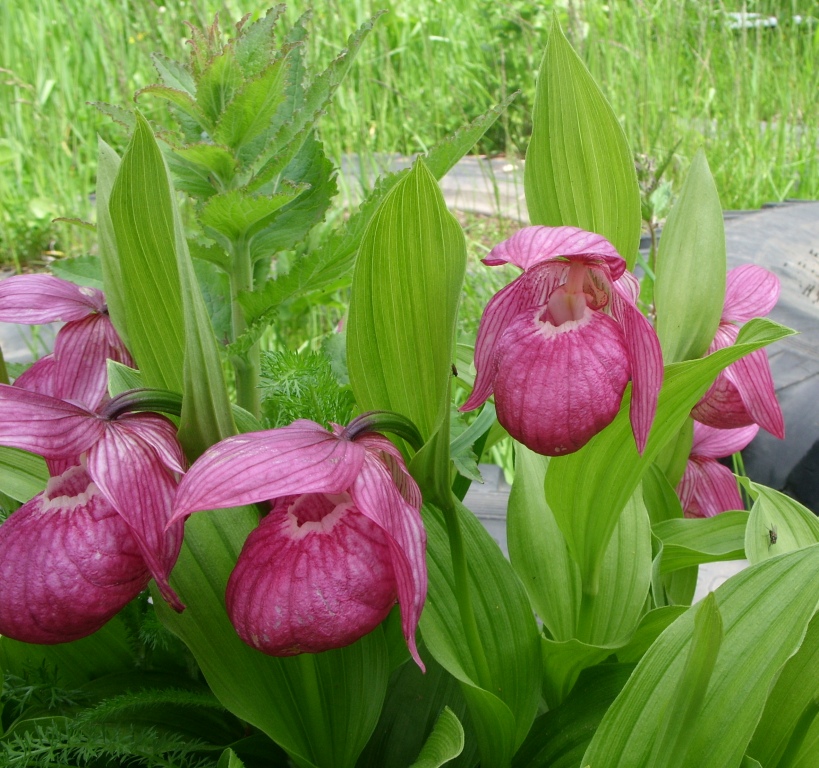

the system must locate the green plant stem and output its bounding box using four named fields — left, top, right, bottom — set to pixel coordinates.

left=577, top=588, right=597, bottom=640
left=0, top=345, right=8, bottom=385
left=229, top=238, right=260, bottom=418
